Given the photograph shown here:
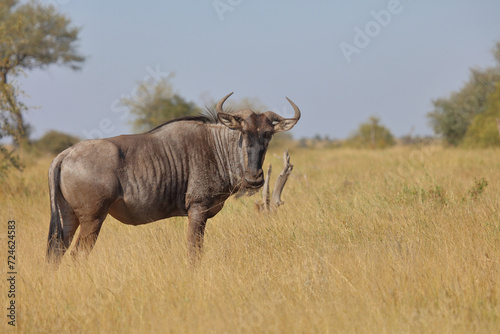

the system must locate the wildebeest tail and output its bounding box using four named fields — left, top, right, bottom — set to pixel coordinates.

left=46, top=150, right=69, bottom=264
